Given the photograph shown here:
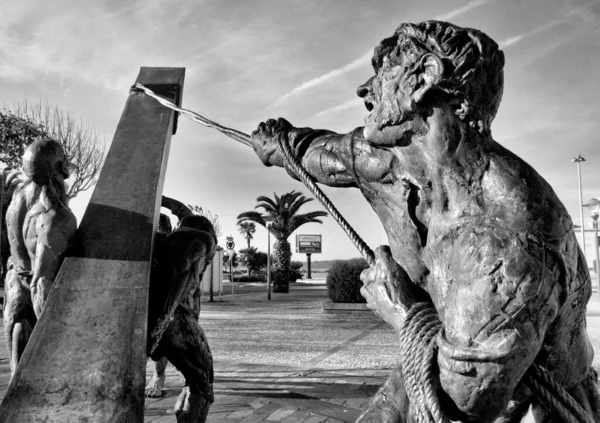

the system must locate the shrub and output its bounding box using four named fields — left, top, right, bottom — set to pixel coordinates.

left=289, top=260, right=304, bottom=283
left=238, top=247, right=268, bottom=275
left=326, top=258, right=369, bottom=303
